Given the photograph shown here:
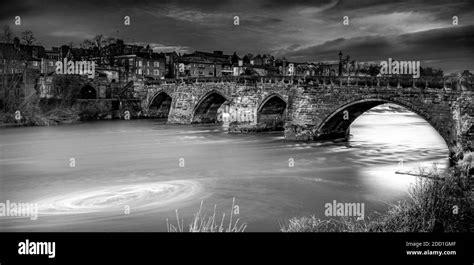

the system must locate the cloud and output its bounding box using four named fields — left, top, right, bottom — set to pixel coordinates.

left=132, top=42, right=191, bottom=53
left=0, top=0, right=473, bottom=72
left=49, top=30, right=95, bottom=39
left=283, top=25, right=474, bottom=72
